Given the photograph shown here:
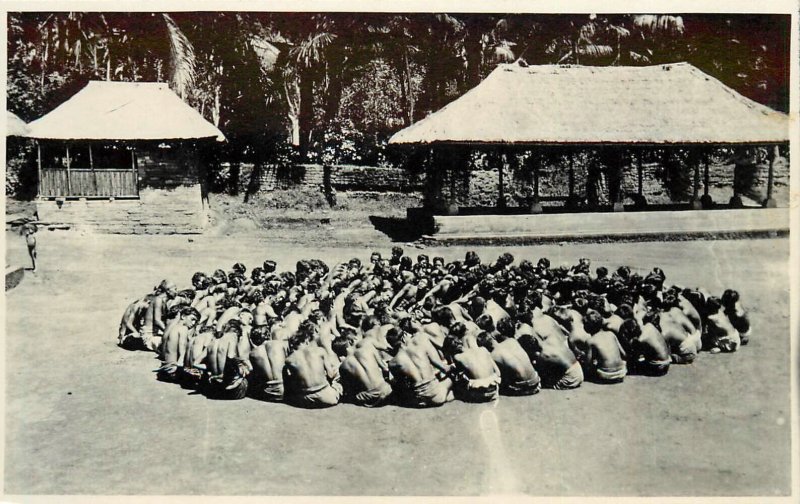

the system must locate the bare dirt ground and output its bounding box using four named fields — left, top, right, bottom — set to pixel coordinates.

left=3, top=222, right=791, bottom=496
